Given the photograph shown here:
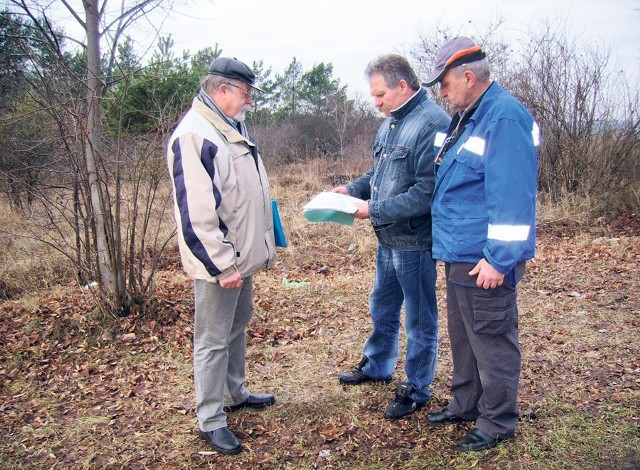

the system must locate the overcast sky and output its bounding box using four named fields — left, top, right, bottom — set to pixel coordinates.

left=161, top=0, right=639, bottom=98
